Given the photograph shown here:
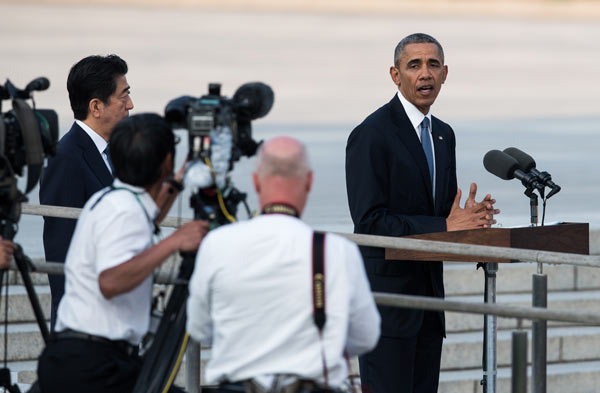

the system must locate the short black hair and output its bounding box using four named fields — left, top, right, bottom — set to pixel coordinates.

left=394, top=33, right=444, bottom=67
left=67, top=54, right=128, bottom=120
left=109, top=113, right=175, bottom=187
